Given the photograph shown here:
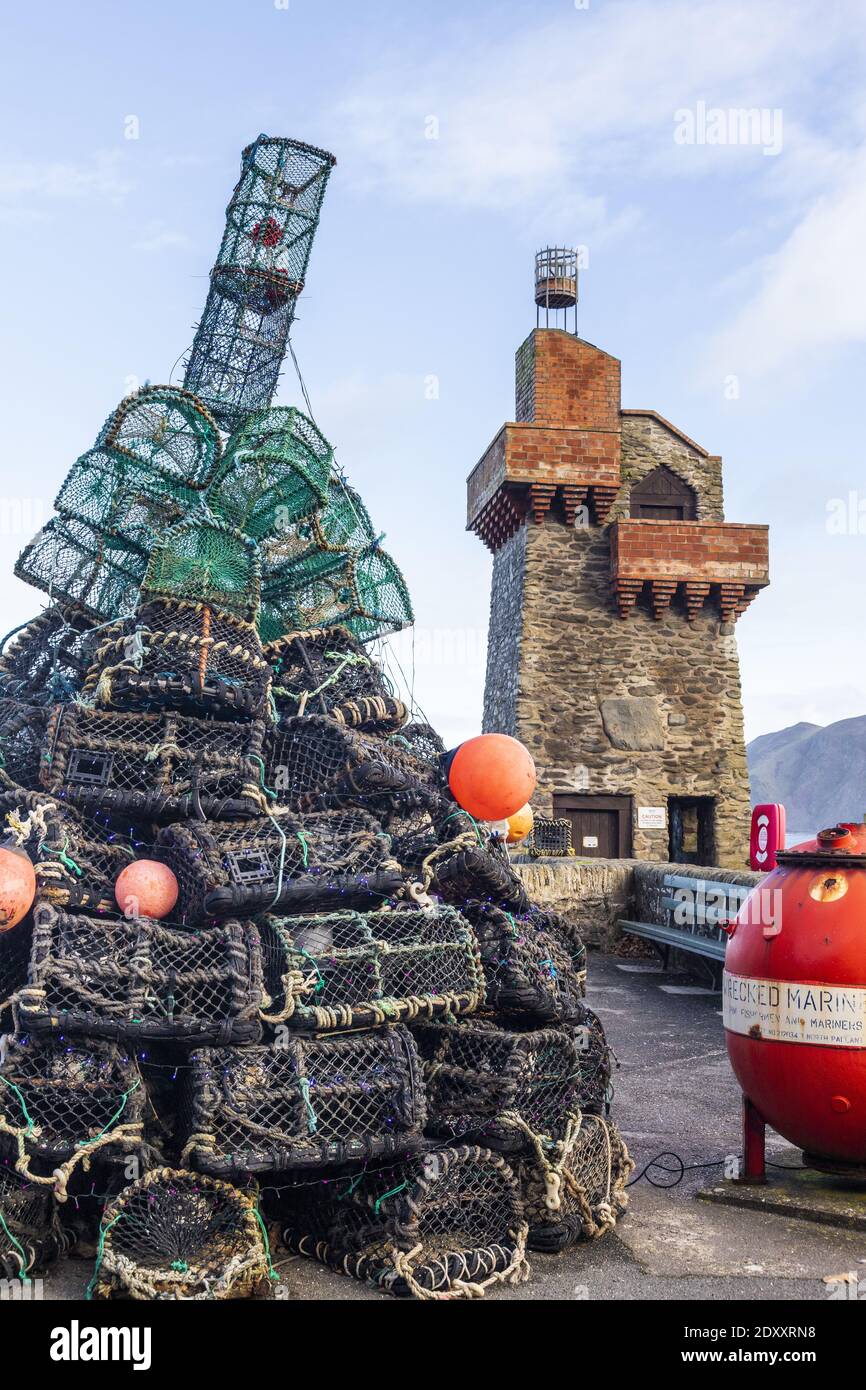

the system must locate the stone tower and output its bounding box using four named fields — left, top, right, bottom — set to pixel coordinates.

left=467, top=251, right=769, bottom=868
